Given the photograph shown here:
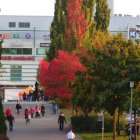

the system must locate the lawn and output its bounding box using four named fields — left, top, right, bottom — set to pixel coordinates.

left=79, top=132, right=130, bottom=140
